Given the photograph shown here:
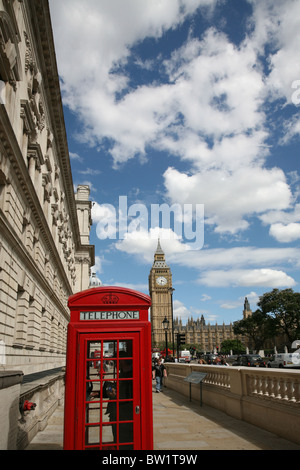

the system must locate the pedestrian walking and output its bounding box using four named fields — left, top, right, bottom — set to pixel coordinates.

left=152, top=358, right=167, bottom=393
